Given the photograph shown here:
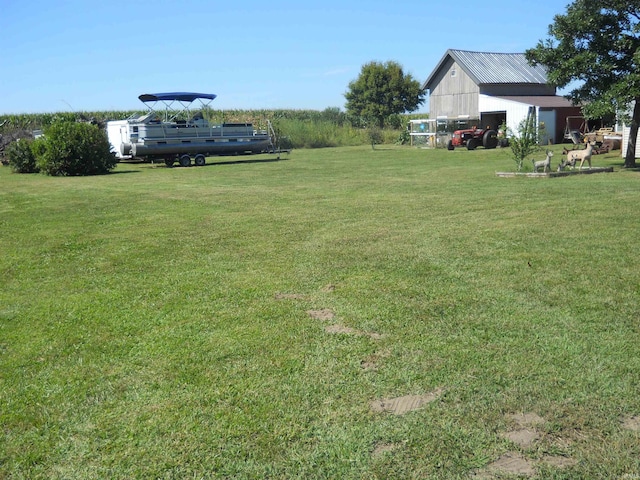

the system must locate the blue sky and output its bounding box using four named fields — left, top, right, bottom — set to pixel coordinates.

left=2, top=0, right=570, bottom=114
